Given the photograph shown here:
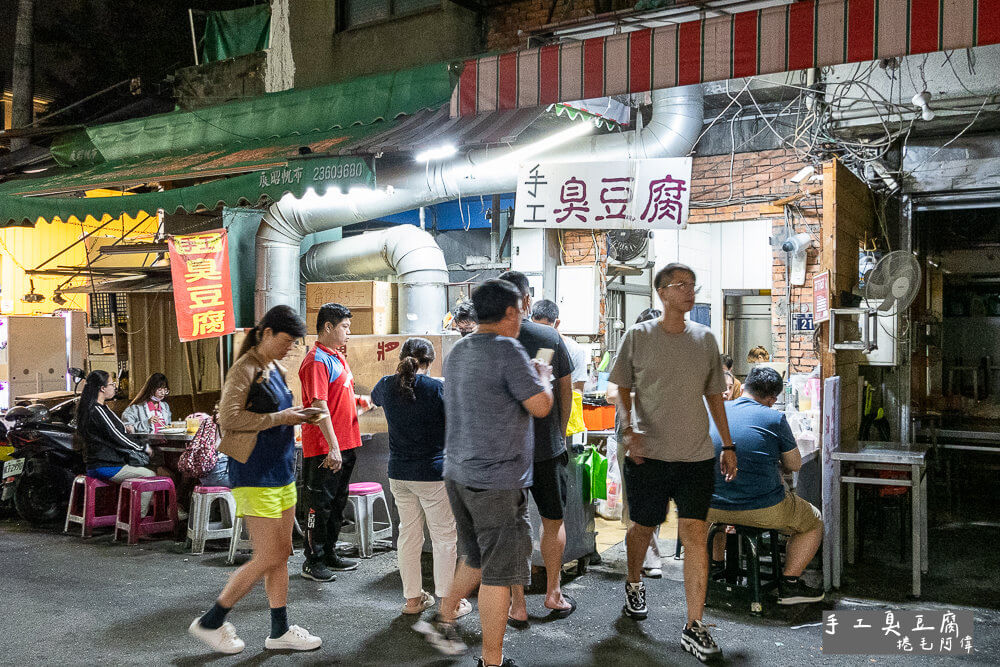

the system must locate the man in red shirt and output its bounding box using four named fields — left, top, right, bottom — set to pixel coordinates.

left=299, top=303, right=367, bottom=582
